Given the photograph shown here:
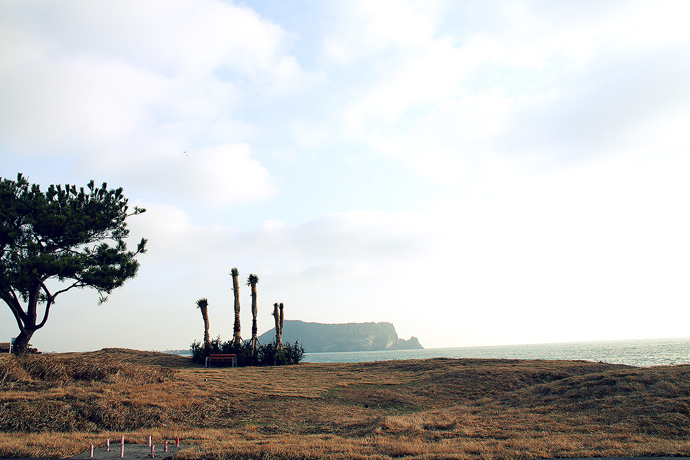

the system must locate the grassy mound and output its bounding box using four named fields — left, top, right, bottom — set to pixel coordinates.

left=0, top=351, right=177, bottom=433
left=0, top=353, right=175, bottom=385
left=2, top=350, right=690, bottom=459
